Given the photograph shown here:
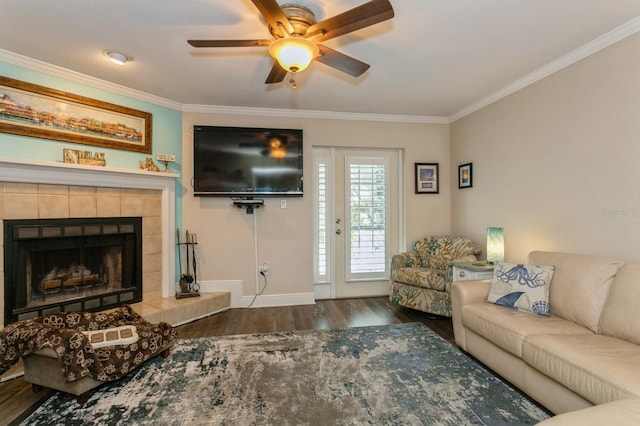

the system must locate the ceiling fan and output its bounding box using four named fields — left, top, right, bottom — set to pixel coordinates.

left=187, top=0, right=395, bottom=87
left=240, top=132, right=292, bottom=159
